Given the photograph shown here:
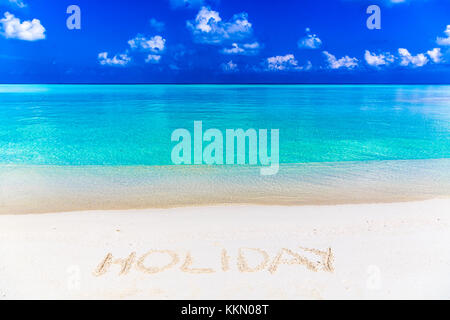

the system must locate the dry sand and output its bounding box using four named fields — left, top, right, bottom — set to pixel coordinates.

left=0, top=199, right=449, bottom=299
